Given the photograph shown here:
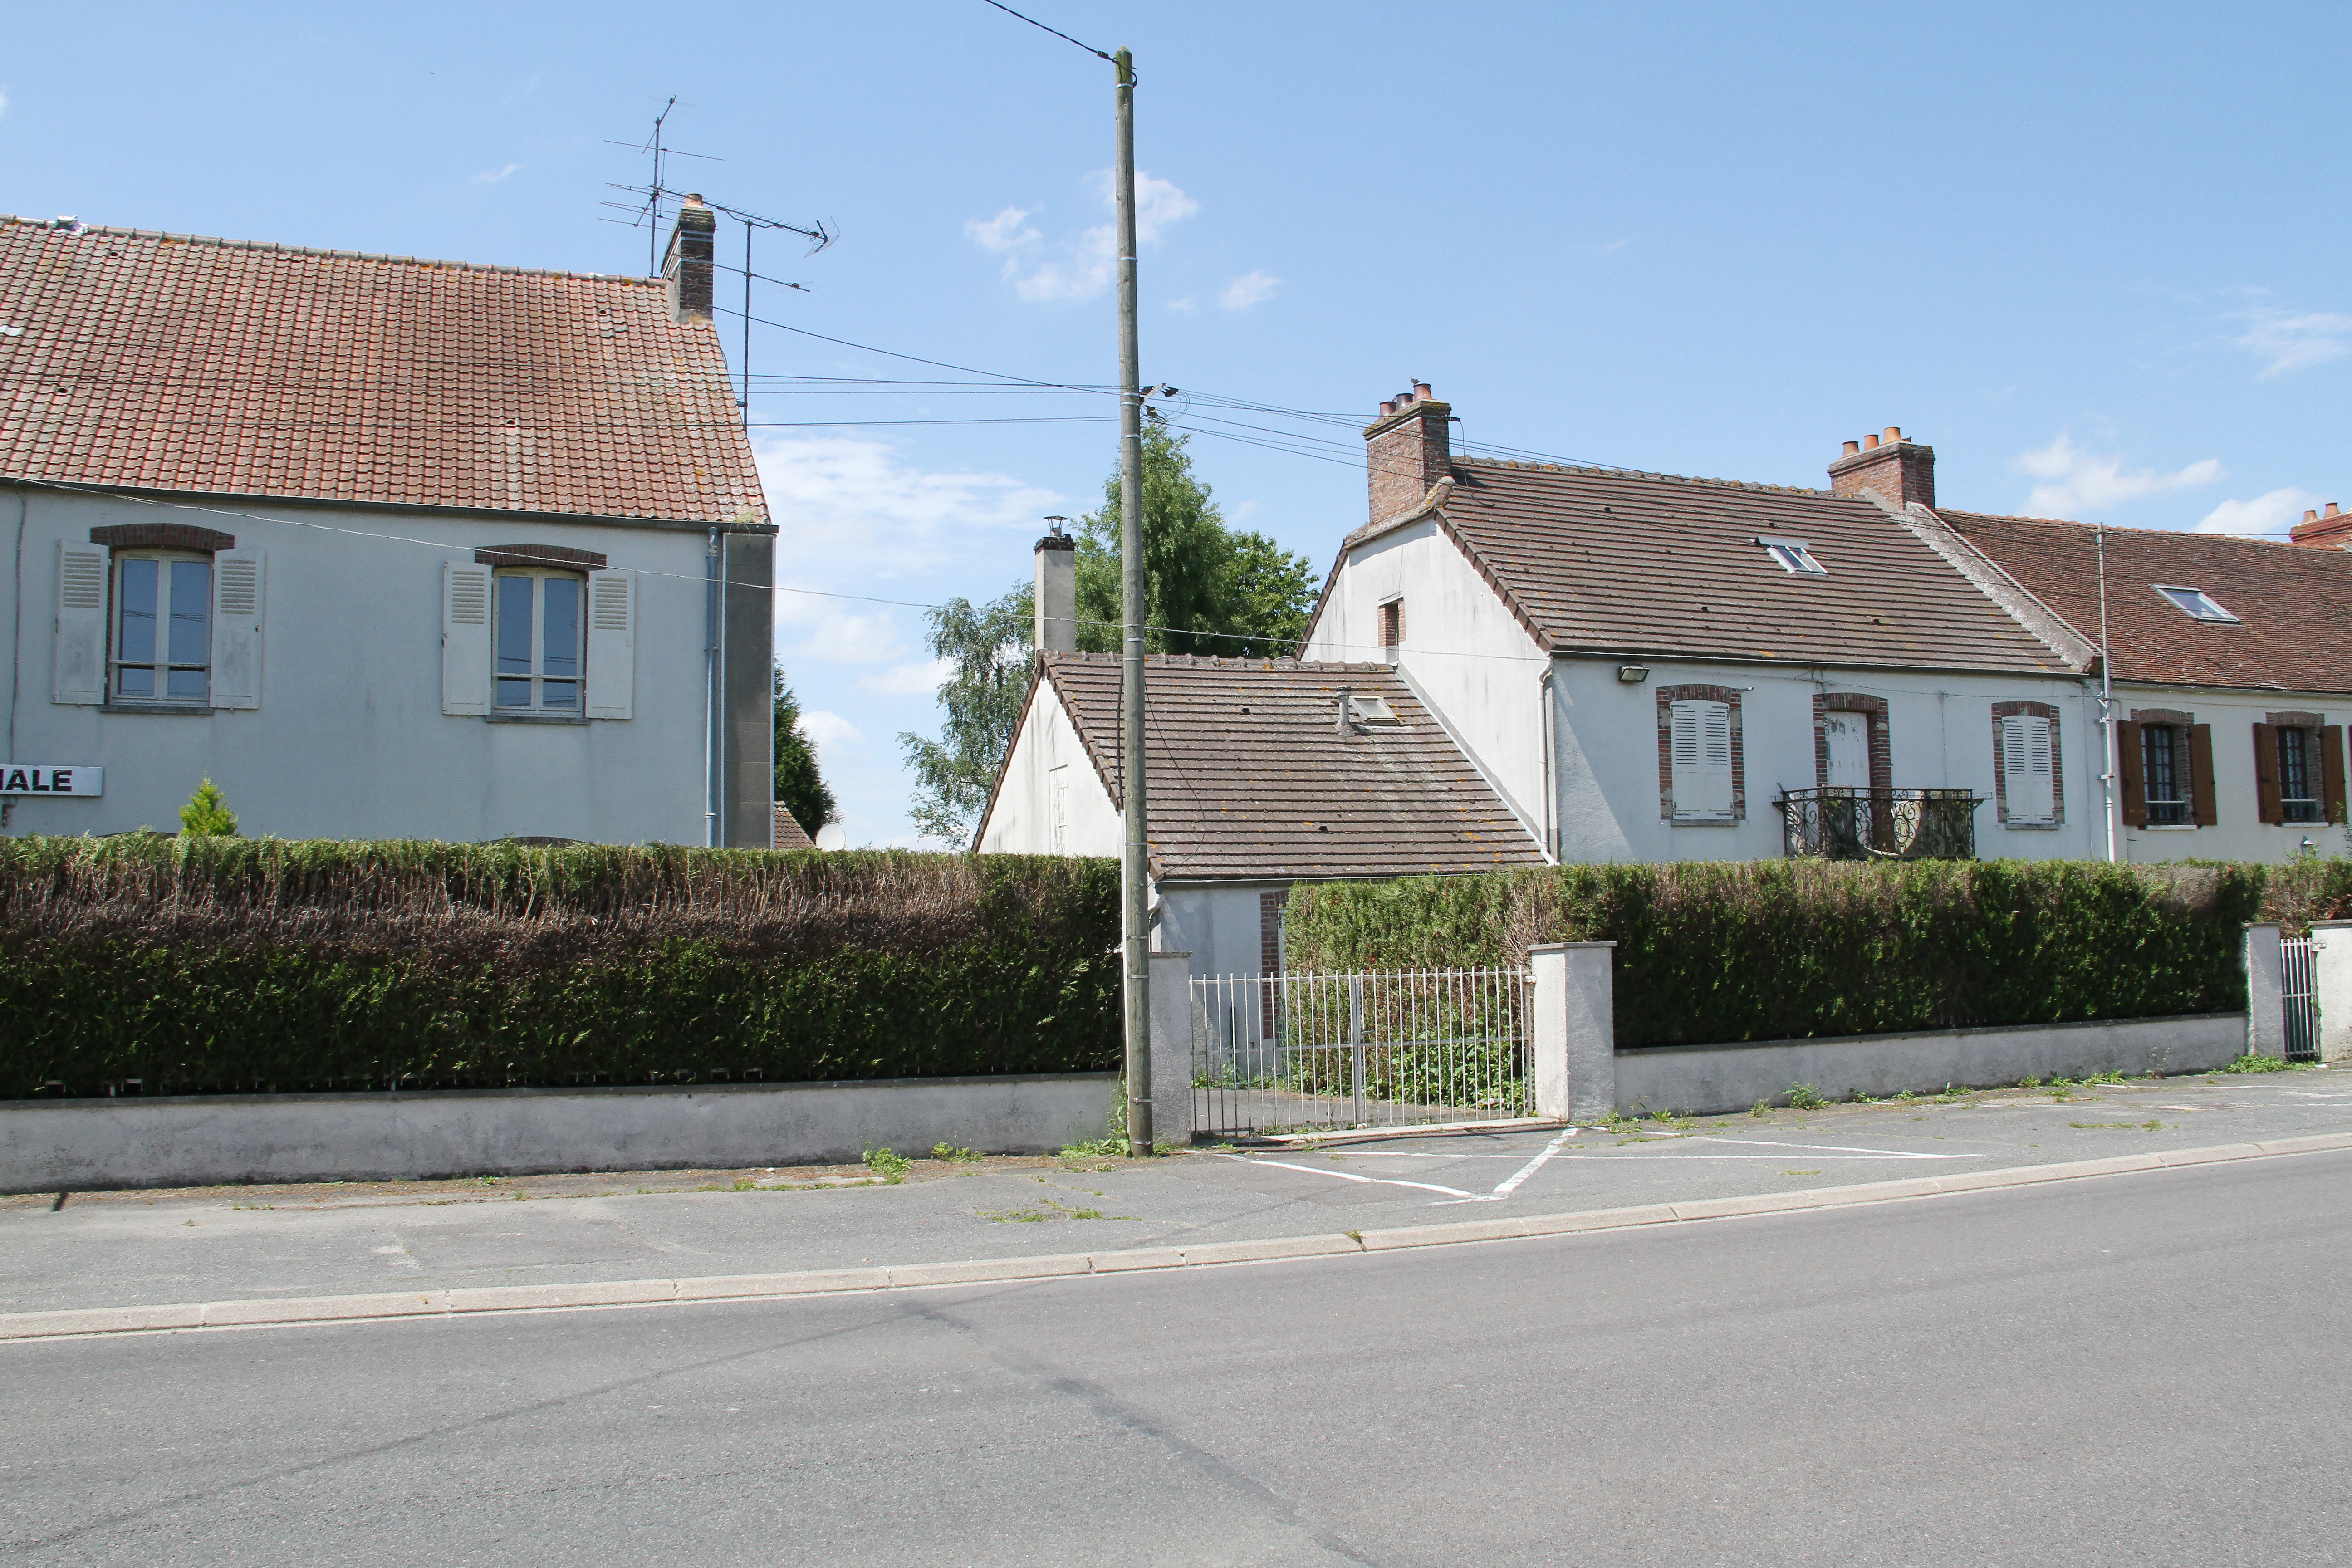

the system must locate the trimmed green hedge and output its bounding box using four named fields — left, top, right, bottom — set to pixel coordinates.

left=1280, top=860, right=2350, bottom=1049
left=0, top=837, right=1120, bottom=1098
